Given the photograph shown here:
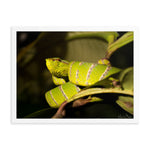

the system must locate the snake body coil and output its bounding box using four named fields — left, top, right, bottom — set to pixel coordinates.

left=45, top=58, right=121, bottom=108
